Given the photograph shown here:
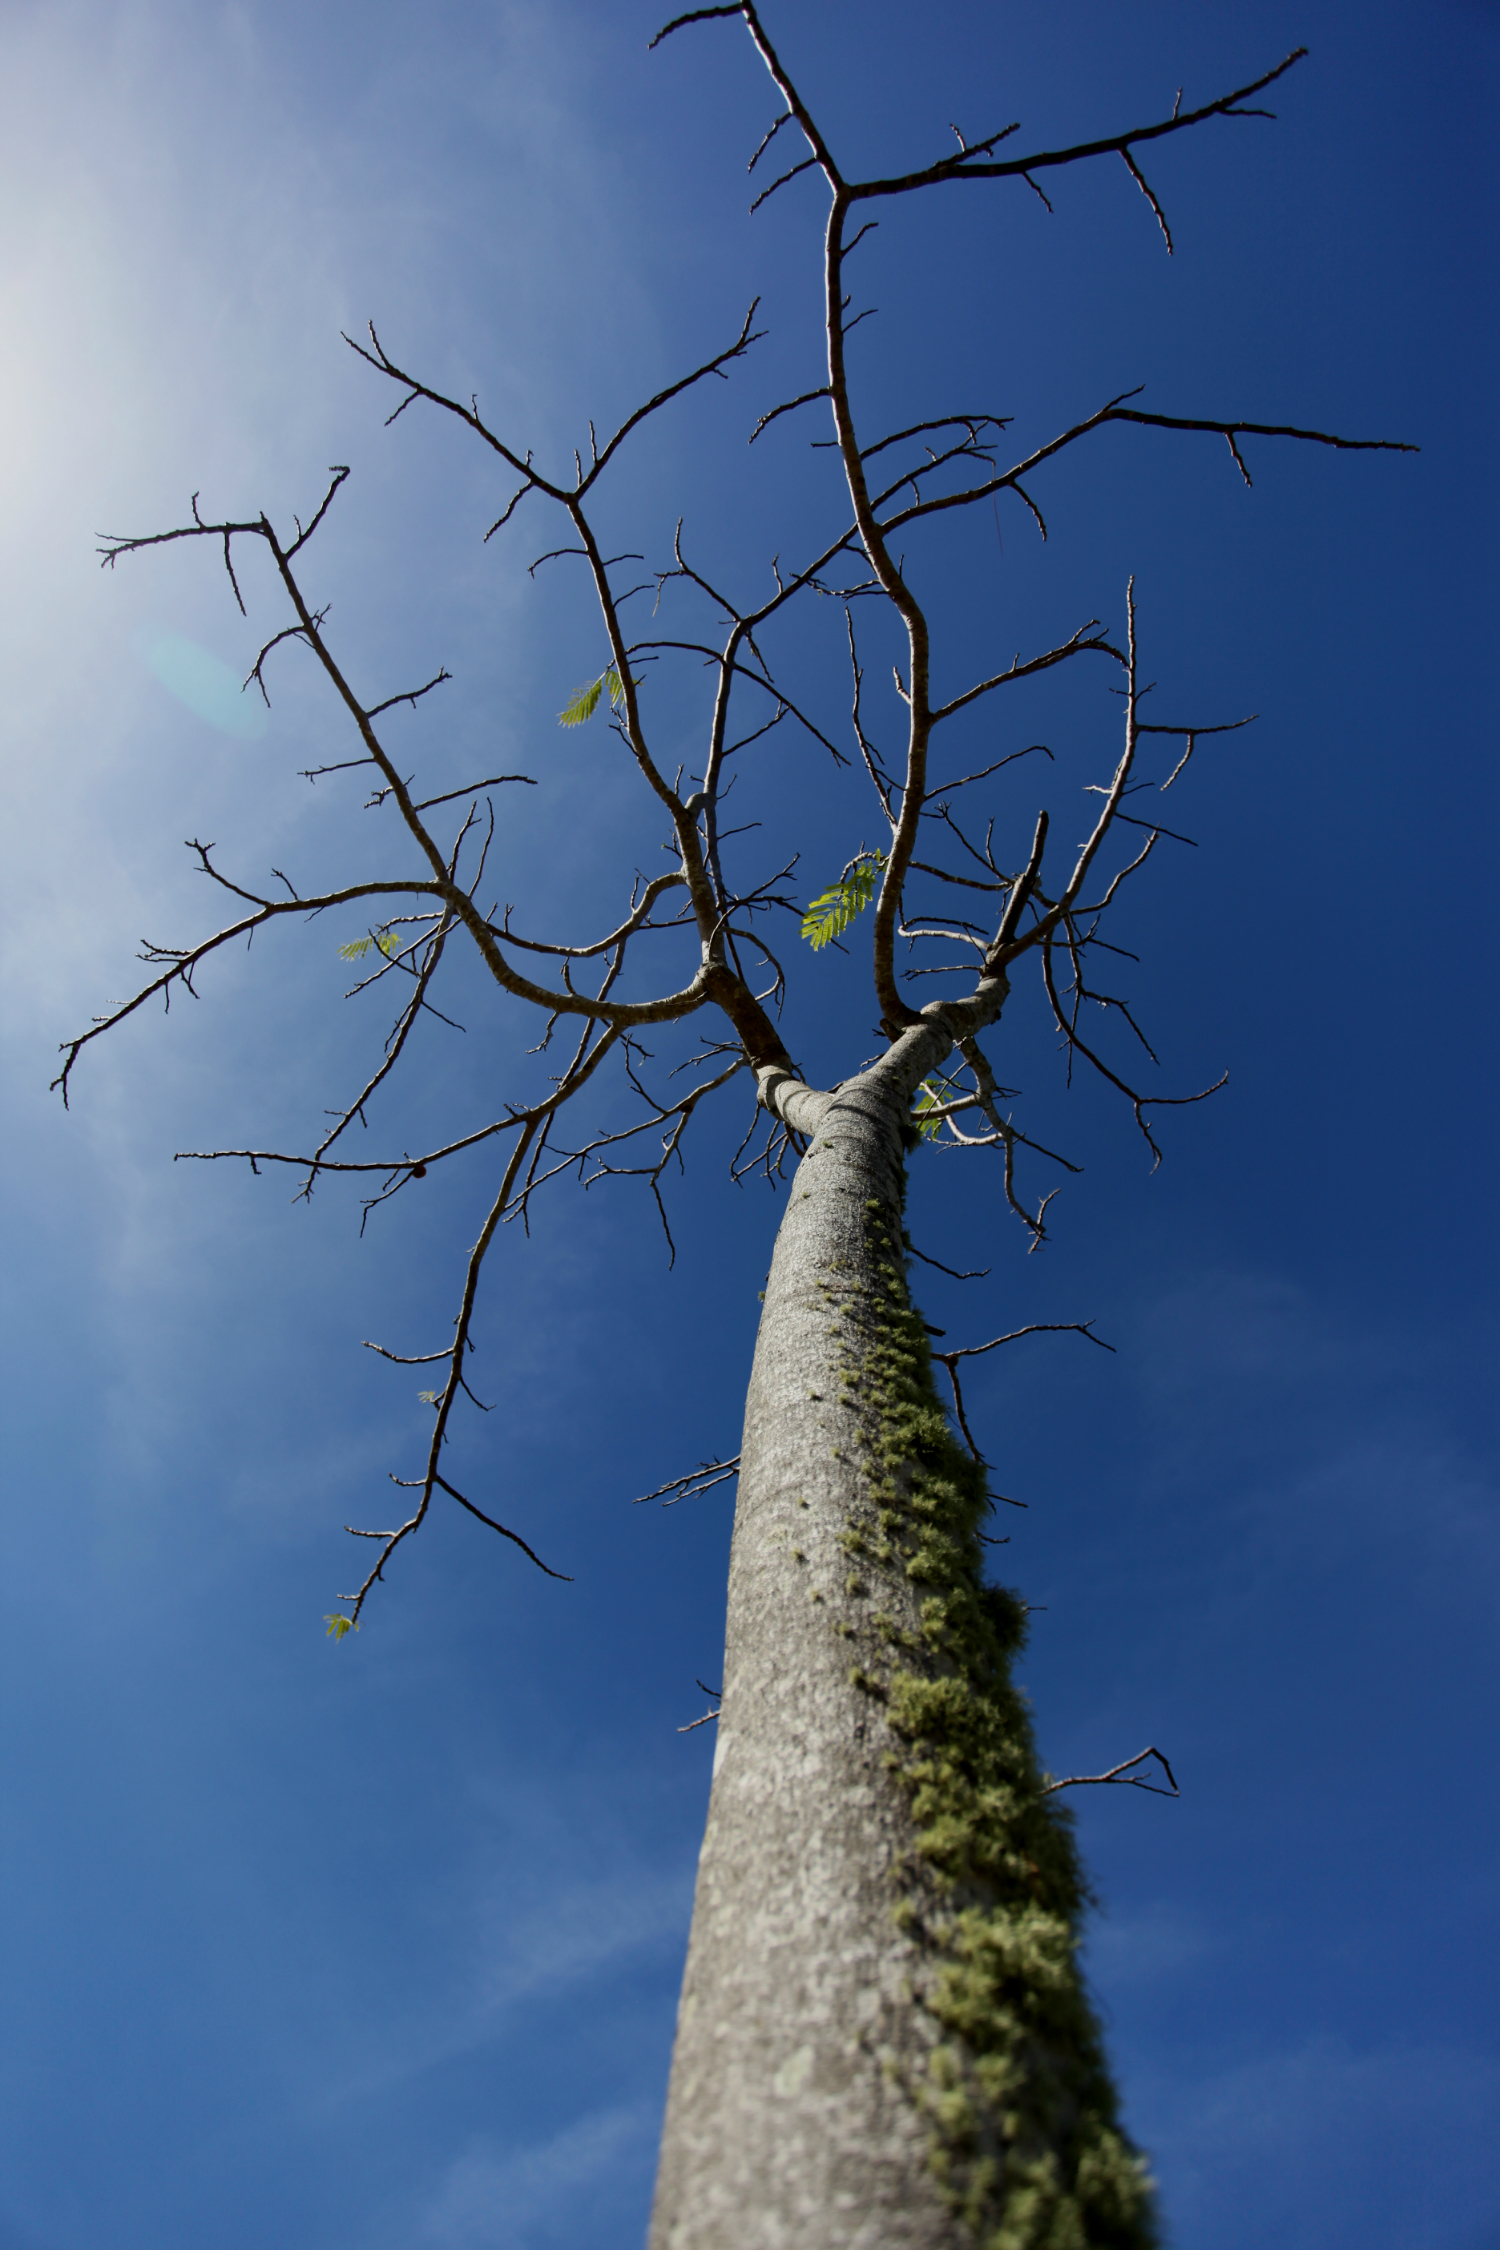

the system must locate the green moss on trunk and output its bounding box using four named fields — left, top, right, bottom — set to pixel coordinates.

left=825, top=1192, right=1158, bottom=2249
